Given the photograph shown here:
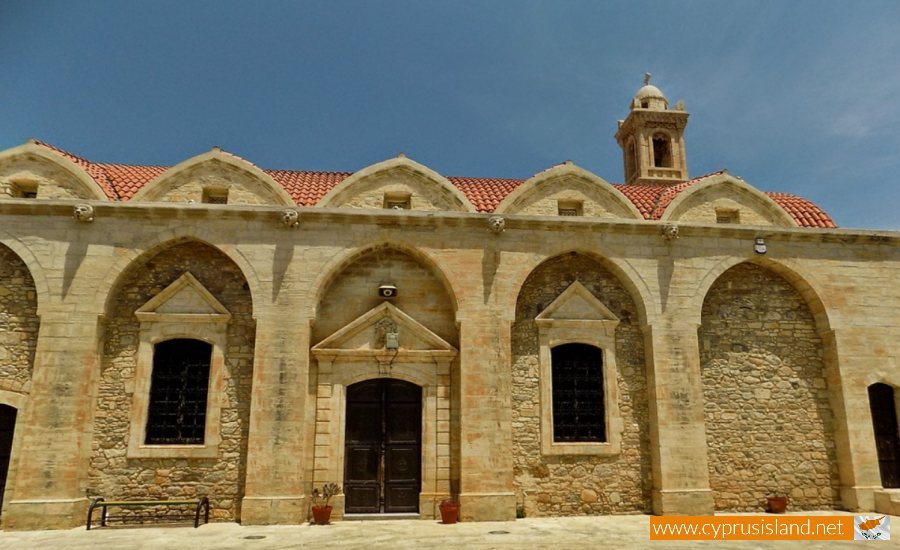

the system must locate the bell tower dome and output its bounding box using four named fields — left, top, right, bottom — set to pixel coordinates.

left=615, top=73, right=690, bottom=186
